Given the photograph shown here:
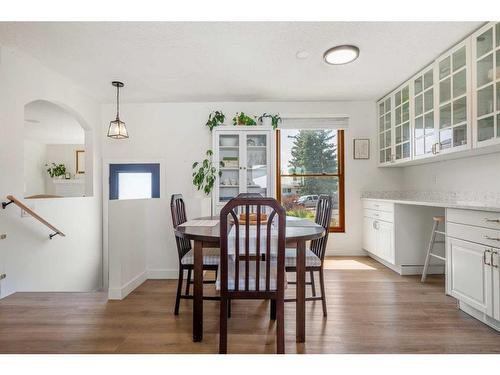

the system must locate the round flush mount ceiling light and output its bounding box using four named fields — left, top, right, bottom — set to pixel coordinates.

left=323, top=45, right=359, bottom=65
